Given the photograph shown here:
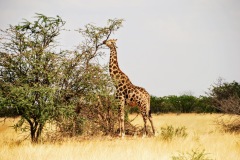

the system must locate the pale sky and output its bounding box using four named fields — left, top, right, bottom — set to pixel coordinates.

left=0, top=0, right=240, bottom=97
